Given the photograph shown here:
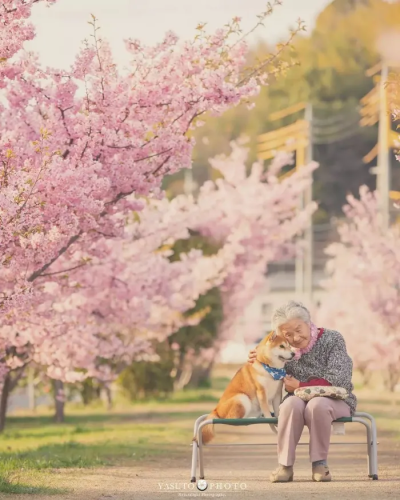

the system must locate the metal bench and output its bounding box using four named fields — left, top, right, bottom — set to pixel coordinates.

left=190, top=412, right=378, bottom=482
